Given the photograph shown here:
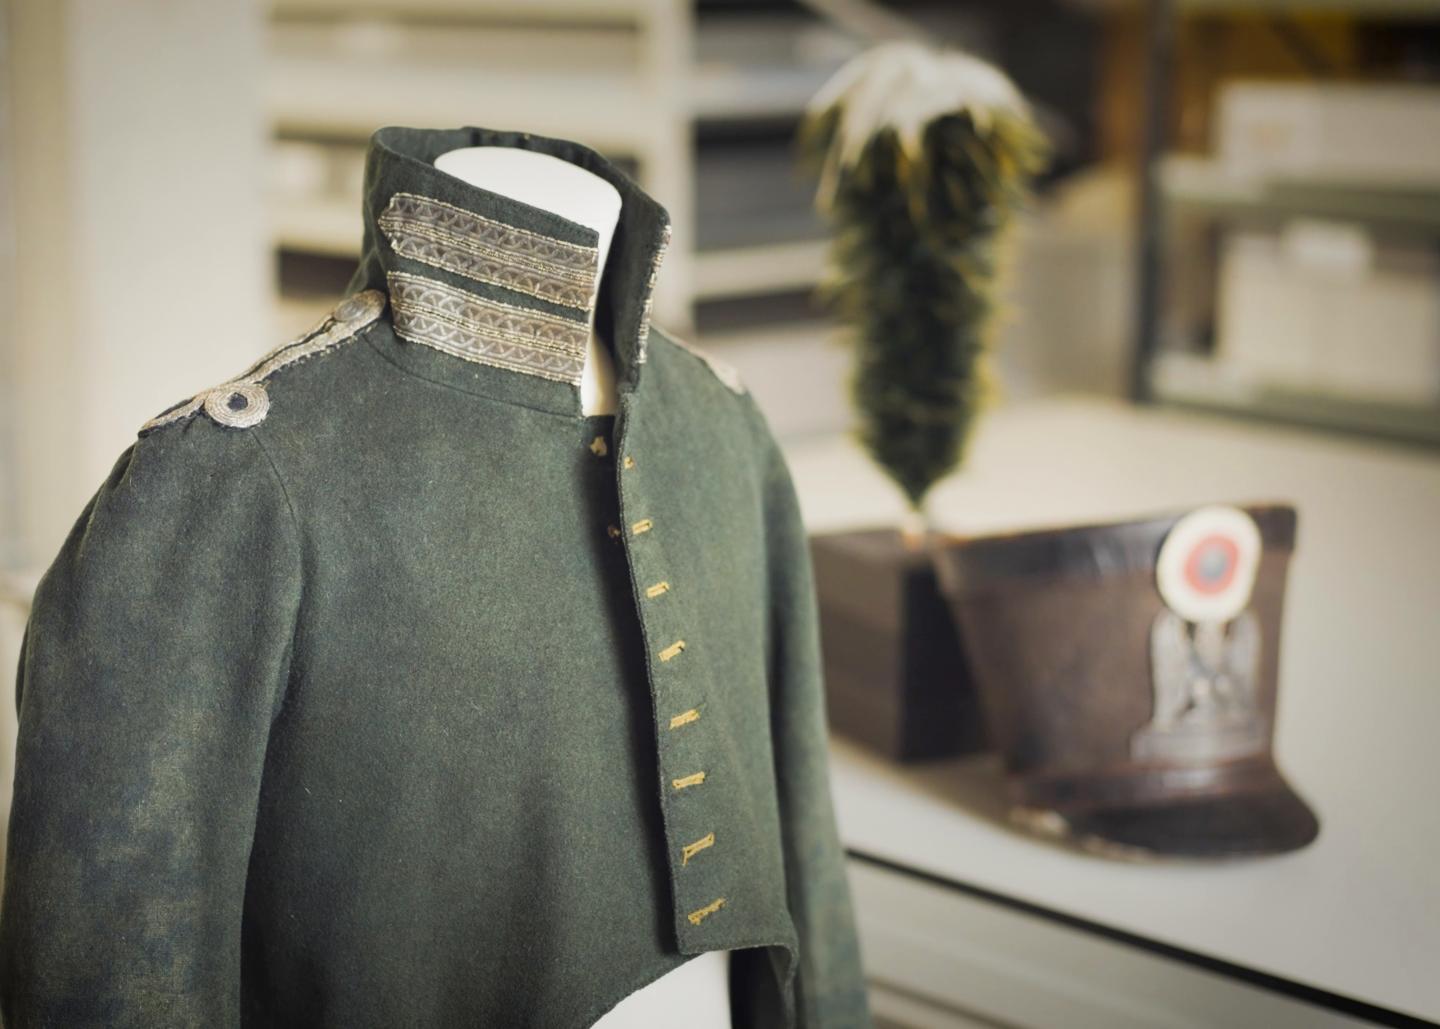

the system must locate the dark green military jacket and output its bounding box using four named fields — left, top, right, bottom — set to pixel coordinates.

left=0, top=126, right=870, bottom=1028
